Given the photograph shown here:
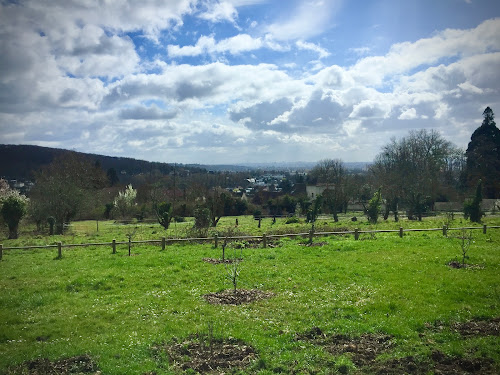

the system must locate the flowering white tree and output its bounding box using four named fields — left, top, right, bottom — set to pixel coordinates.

left=113, top=184, right=137, bottom=219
